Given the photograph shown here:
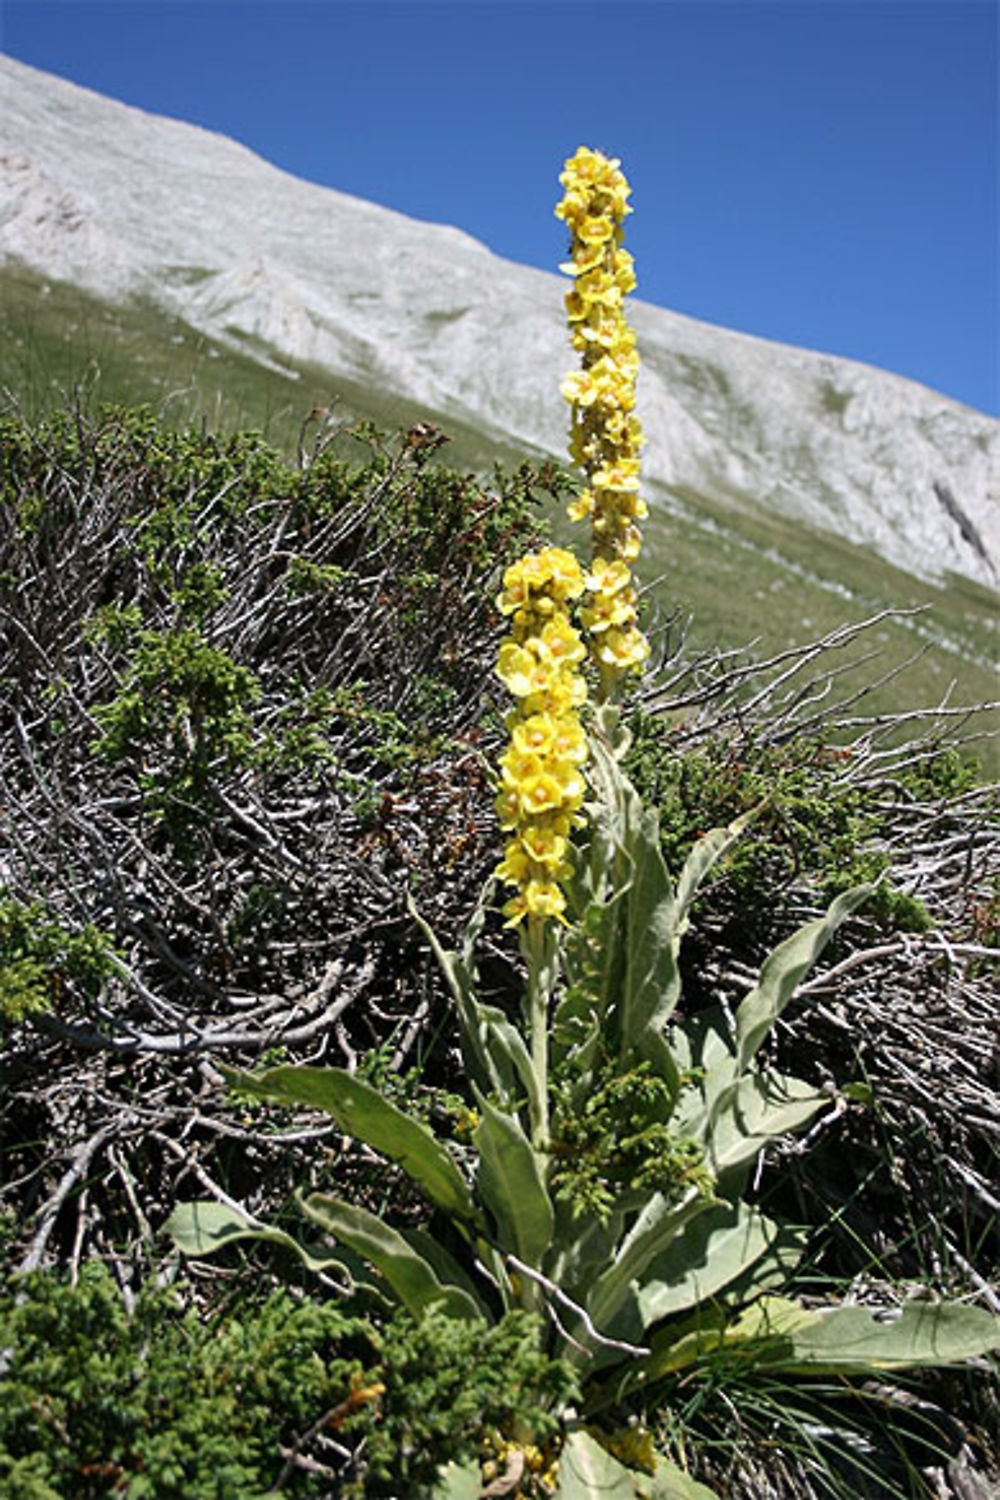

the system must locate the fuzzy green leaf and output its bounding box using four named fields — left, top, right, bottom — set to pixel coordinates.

left=730, top=1296, right=1000, bottom=1375
left=643, top=1294, right=1000, bottom=1381
left=224, top=1063, right=477, bottom=1225
left=586, top=1188, right=721, bottom=1337
left=673, top=809, right=758, bottom=924
left=409, top=896, right=504, bottom=1100
left=617, top=800, right=682, bottom=1093
left=708, top=1070, right=827, bottom=1180
left=635, top=1204, right=805, bottom=1330
left=555, top=1431, right=719, bottom=1499
left=302, top=1192, right=484, bottom=1321
left=735, top=885, right=871, bottom=1072
left=473, top=1096, right=554, bottom=1271
left=400, top=1226, right=491, bottom=1318
left=164, top=1199, right=378, bottom=1290
left=430, top=1460, right=482, bottom=1500
left=555, top=895, right=623, bottom=1092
